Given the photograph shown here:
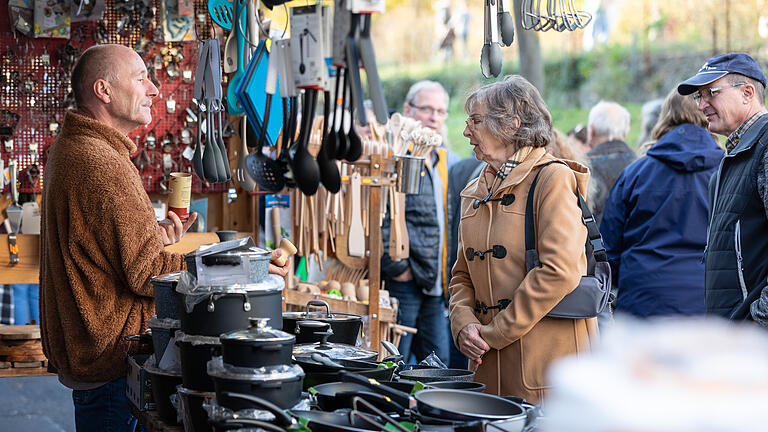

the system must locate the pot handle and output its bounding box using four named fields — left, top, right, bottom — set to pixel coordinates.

left=305, top=299, right=332, bottom=318
left=220, top=392, right=295, bottom=427
left=311, top=352, right=343, bottom=369
left=344, top=391, right=407, bottom=415
left=339, top=370, right=412, bottom=409
left=349, top=401, right=410, bottom=432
